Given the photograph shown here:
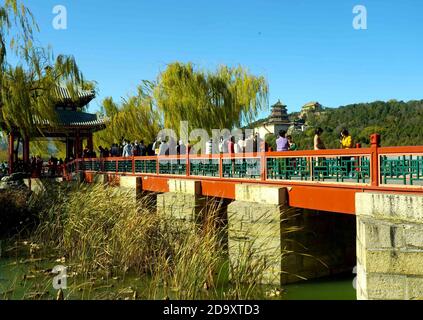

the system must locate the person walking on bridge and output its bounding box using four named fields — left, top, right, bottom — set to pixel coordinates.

left=122, top=140, right=133, bottom=157
left=340, top=129, right=354, bottom=178
left=314, top=128, right=325, bottom=150
left=276, top=130, right=289, bottom=152
left=275, top=130, right=289, bottom=179
left=313, top=128, right=326, bottom=178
